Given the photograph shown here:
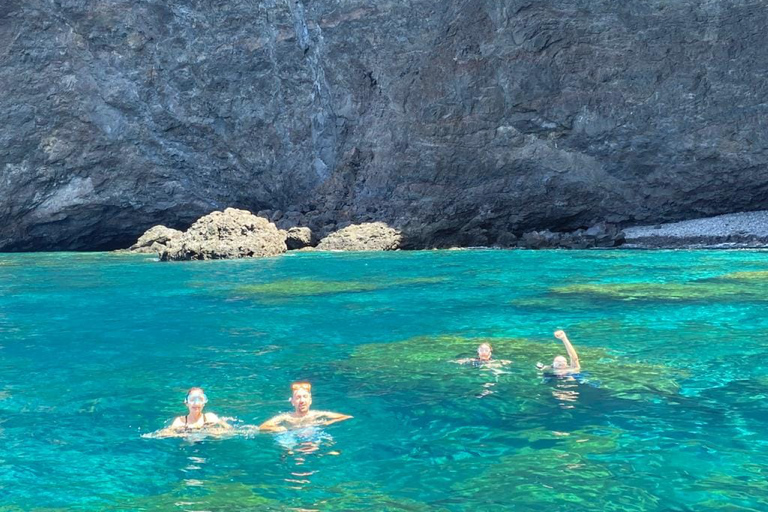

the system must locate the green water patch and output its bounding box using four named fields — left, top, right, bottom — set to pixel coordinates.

left=0, top=508, right=69, bottom=512
left=719, top=270, right=768, bottom=280
left=234, top=276, right=447, bottom=298
left=103, top=478, right=443, bottom=512
left=450, top=430, right=661, bottom=511
left=103, top=480, right=278, bottom=511
left=312, top=481, right=448, bottom=511
left=340, top=336, right=685, bottom=404
left=551, top=277, right=768, bottom=302
left=688, top=471, right=768, bottom=511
